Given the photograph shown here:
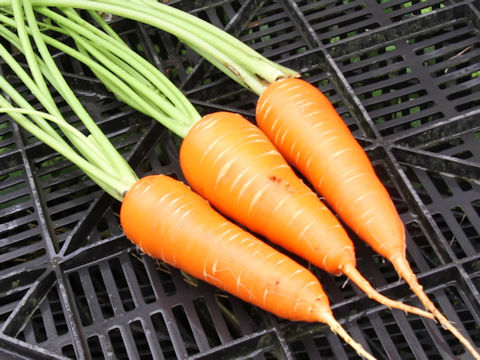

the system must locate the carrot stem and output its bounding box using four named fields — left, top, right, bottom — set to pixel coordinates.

left=86, top=9, right=124, bottom=45
left=0, top=28, right=67, bottom=146
left=21, top=0, right=133, bottom=180
left=391, top=256, right=480, bottom=360
left=0, top=0, right=137, bottom=200
left=342, top=263, right=434, bottom=320
left=0, top=106, right=134, bottom=199
left=322, top=312, right=377, bottom=360
left=0, top=0, right=298, bottom=92
left=11, top=0, right=56, bottom=115
left=35, top=6, right=201, bottom=136
left=43, top=6, right=197, bottom=122
left=0, top=14, right=189, bottom=134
